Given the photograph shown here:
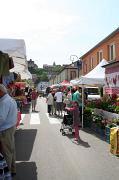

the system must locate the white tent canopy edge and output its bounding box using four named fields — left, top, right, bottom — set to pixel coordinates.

left=0, top=38, right=32, bottom=79
left=71, top=59, right=108, bottom=128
